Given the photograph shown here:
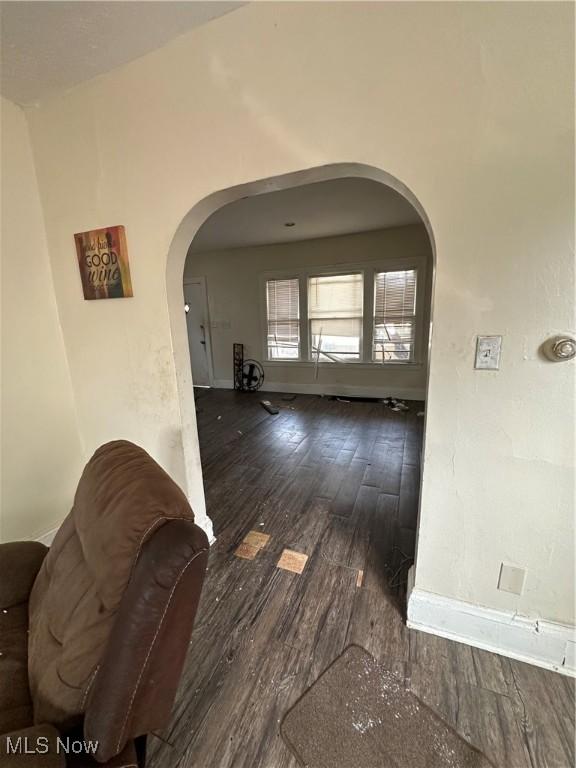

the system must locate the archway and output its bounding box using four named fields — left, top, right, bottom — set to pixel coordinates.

left=166, top=162, right=436, bottom=551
